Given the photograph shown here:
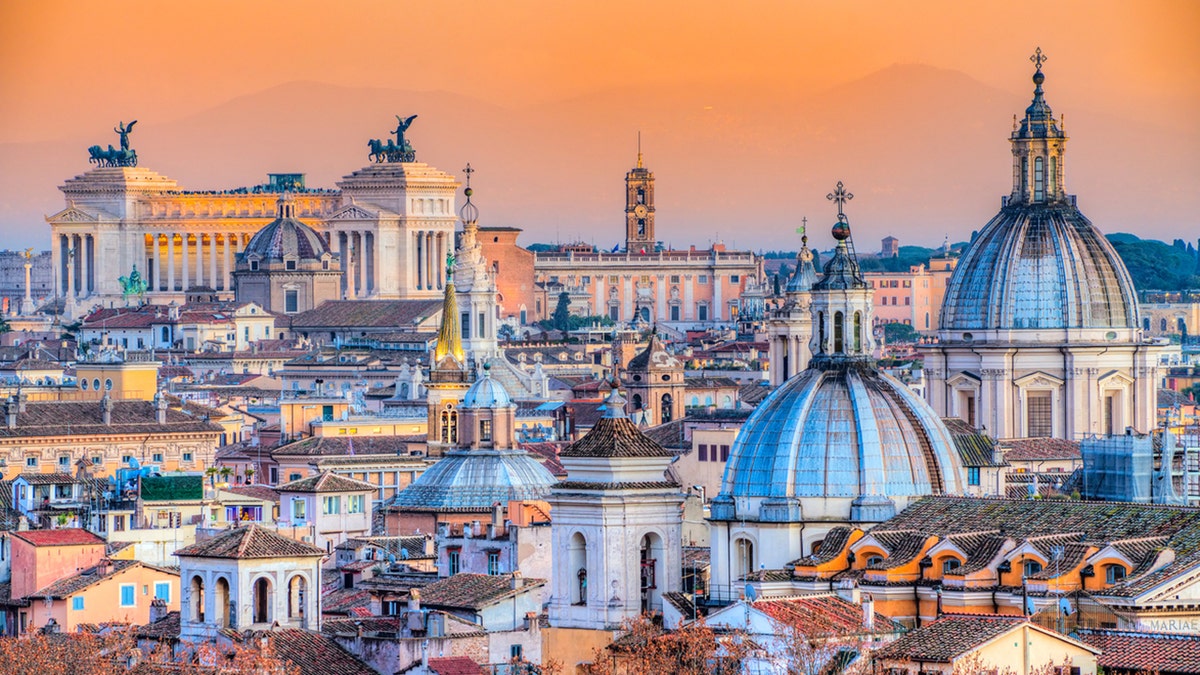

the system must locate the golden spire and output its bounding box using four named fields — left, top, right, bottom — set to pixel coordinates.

left=636, top=131, right=643, bottom=169
left=433, top=252, right=465, bottom=364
